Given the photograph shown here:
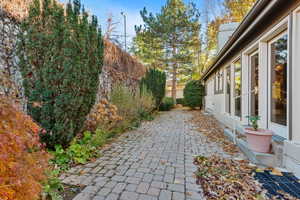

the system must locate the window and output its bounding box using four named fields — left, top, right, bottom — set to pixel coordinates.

left=250, top=52, right=259, bottom=116
left=214, top=69, right=224, bottom=94
left=234, top=59, right=242, bottom=118
left=270, top=34, right=288, bottom=126
left=225, top=66, right=231, bottom=113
